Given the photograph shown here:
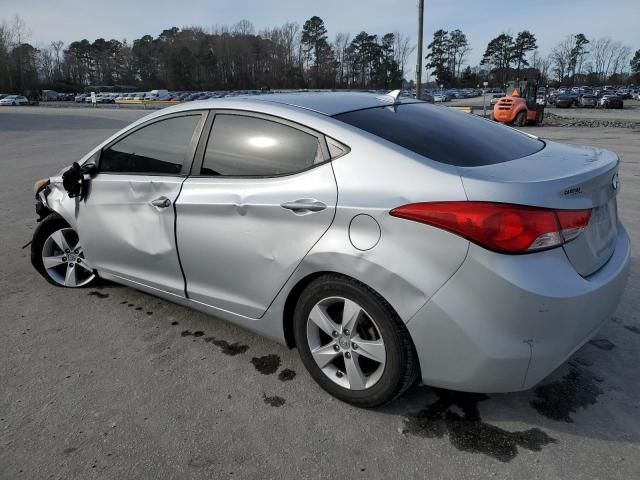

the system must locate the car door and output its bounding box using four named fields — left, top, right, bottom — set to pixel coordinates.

left=76, top=111, right=207, bottom=297
left=176, top=111, right=338, bottom=318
